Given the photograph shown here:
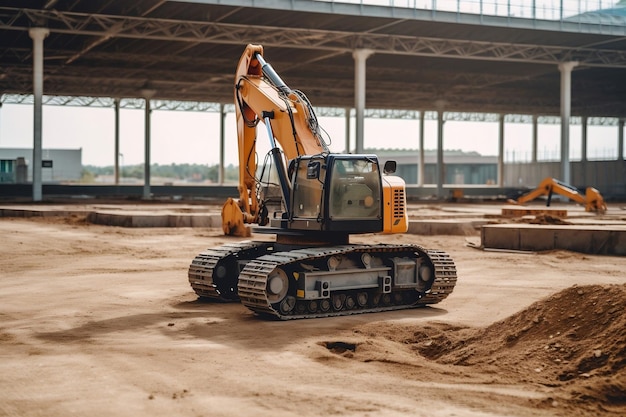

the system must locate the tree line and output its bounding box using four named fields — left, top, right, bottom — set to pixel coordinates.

left=82, top=163, right=239, bottom=183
